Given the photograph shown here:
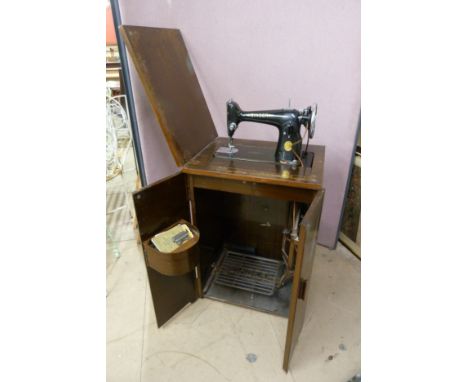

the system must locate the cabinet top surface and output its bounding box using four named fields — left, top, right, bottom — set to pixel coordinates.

left=183, top=137, right=324, bottom=190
